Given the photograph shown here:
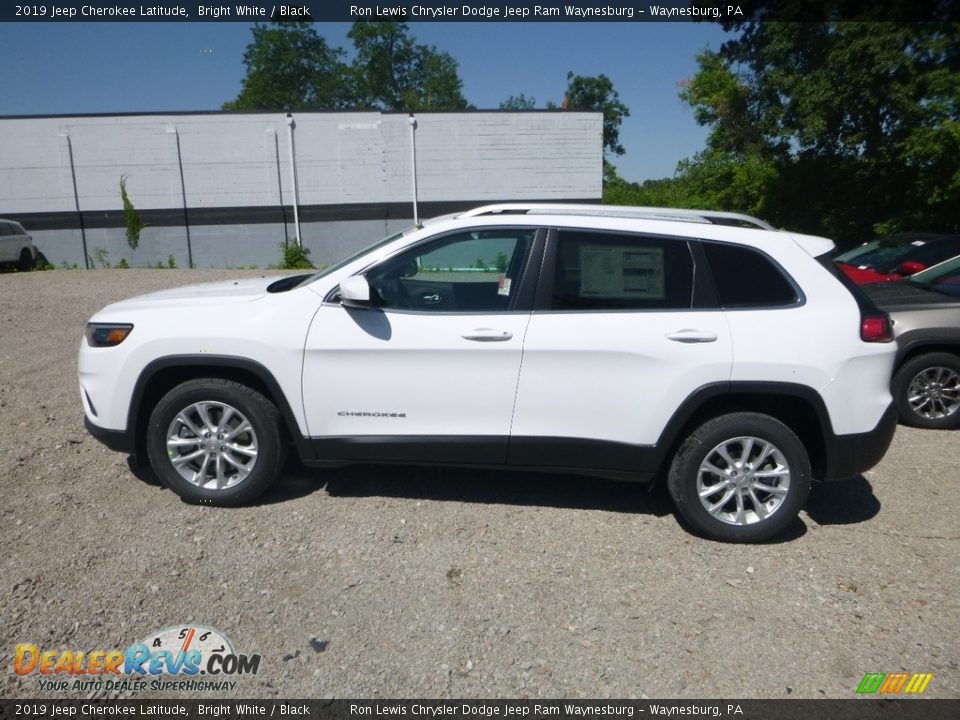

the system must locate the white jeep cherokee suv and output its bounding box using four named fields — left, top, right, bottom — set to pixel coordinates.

left=80, top=205, right=898, bottom=542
